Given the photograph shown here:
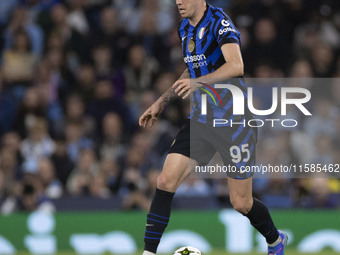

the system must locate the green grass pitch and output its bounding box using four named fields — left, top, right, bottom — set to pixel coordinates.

left=15, top=250, right=339, bottom=255
left=208, top=250, right=339, bottom=255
